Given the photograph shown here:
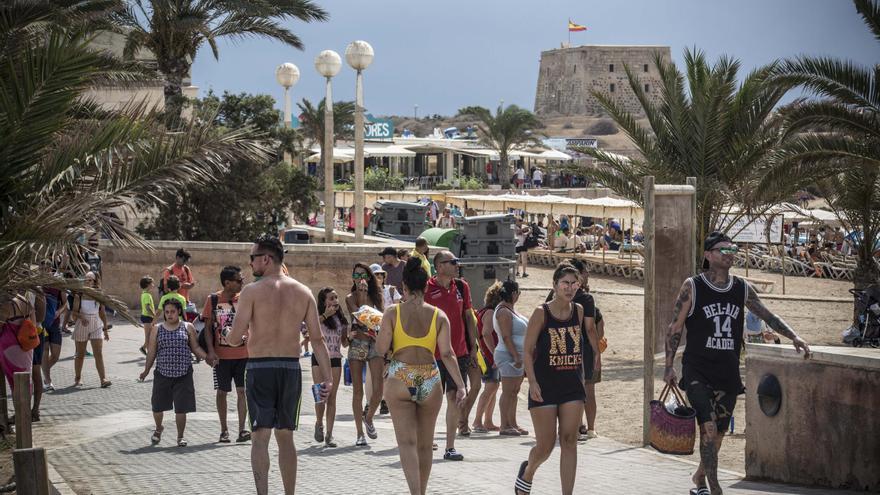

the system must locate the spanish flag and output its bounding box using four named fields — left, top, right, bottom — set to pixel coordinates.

left=568, top=19, right=587, bottom=32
